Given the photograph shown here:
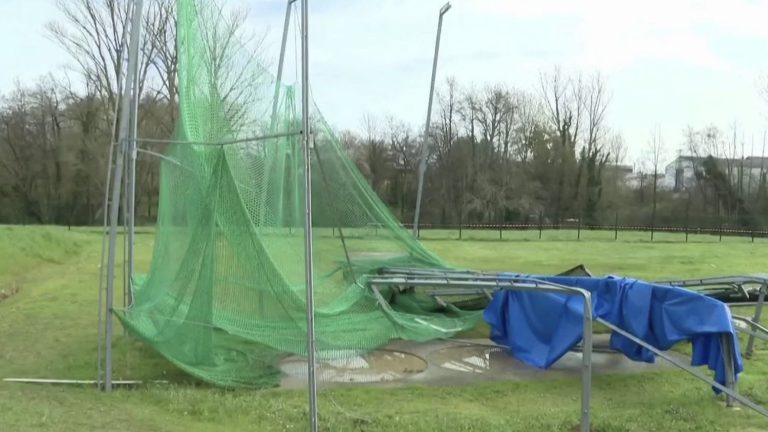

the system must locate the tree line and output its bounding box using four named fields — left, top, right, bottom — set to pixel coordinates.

left=344, top=74, right=768, bottom=231
left=1, top=0, right=766, bottom=231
